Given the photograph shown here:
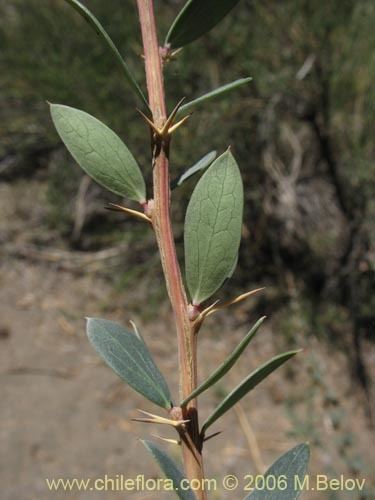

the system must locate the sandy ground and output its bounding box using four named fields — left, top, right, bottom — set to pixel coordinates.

left=1, top=179, right=374, bottom=499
